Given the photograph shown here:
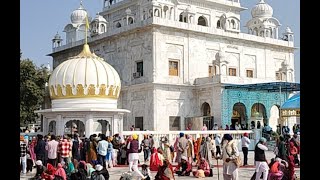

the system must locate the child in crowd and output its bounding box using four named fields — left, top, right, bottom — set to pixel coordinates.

left=141, top=164, right=151, bottom=180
